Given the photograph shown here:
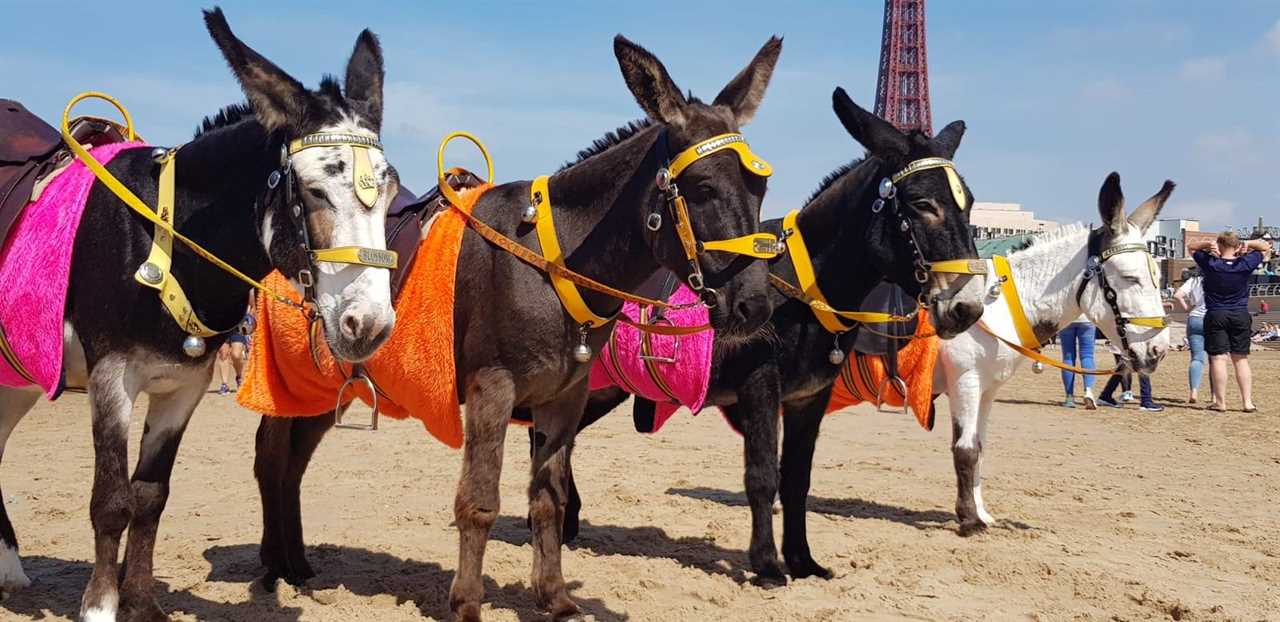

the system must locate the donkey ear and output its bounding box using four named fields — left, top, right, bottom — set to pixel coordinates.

left=1128, top=180, right=1176, bottom=234
left=344, top=29, right=385, bottom=132
left=832, top=87, right=909, bottom=159
left=932, top=120, right=966, bottom=159
left=712, top=36, right=782, bottom=127
left=204, top=7, right=310, bottom=132
left=614, top=35, right=687, bottom=126
left=1097, top=172, right=1126, bottom=233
